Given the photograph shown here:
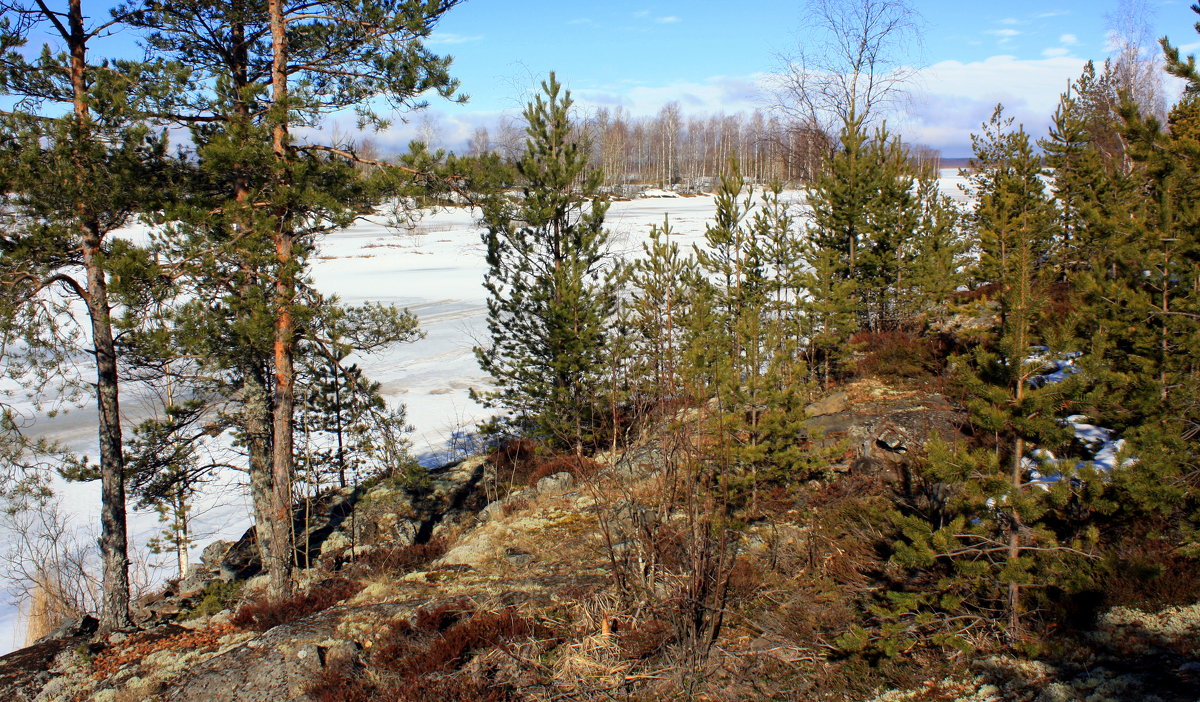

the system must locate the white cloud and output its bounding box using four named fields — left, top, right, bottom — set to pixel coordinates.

left=987, top=29, right=1021, bottom=38
left=574, top=74, right=769, bottom=117
left=656, top=16, right=680, bottom=24
left=1036, top=10, right=1070, bottom=18
left=900, top=54, right=1089, bottom=153
left=1042, top=47, right=1069, bottom=57
left=1000, top=17, right=1021, bottom=25
left=633, top=9, right=650, bottom=18
left=567, top=18, right=593, bottom=26
left=1059, top=33, right=1078, bottom=45
left=426, top=32, right=484, bottom=46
